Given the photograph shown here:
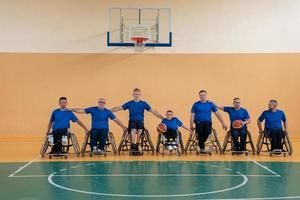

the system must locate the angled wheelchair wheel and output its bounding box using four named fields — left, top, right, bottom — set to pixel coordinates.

left=222, top=131, right=231, bottom=153
left=212, top=129, right=223, bottom=153
left=40, top=135, right=50, bottom=157
left=256, top=132, right=265, bottom=155
left=108, top=132, right=118, bottom=155
left=247, top=131, right=256, bottom=155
